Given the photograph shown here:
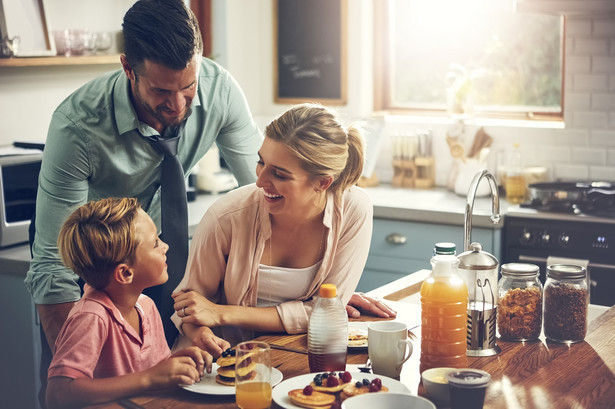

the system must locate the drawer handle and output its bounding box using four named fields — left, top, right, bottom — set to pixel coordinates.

left=386, top=233, right=407, bottom=245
